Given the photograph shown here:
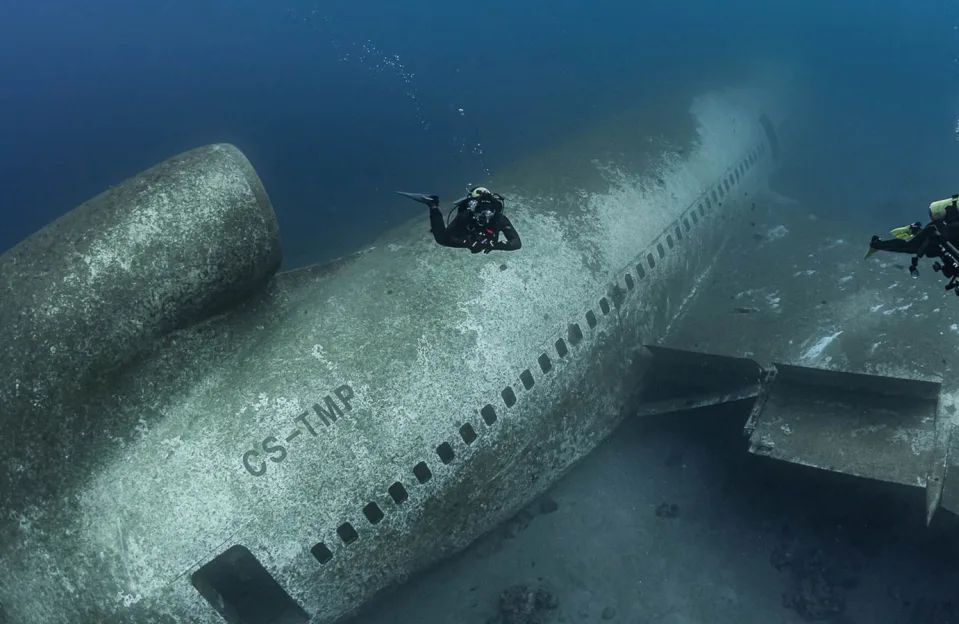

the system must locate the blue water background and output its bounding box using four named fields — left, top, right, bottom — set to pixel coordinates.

left=2, top=1, right=959, bottom=262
